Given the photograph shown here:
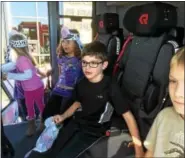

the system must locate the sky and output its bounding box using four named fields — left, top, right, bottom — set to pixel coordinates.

left=10, top=2, right=48, bottom=18
left=9, top=2, right=92, bottom=27
left=6, top=2, right=93, bottom=44
left=9, top=2, right=49, bottom=27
